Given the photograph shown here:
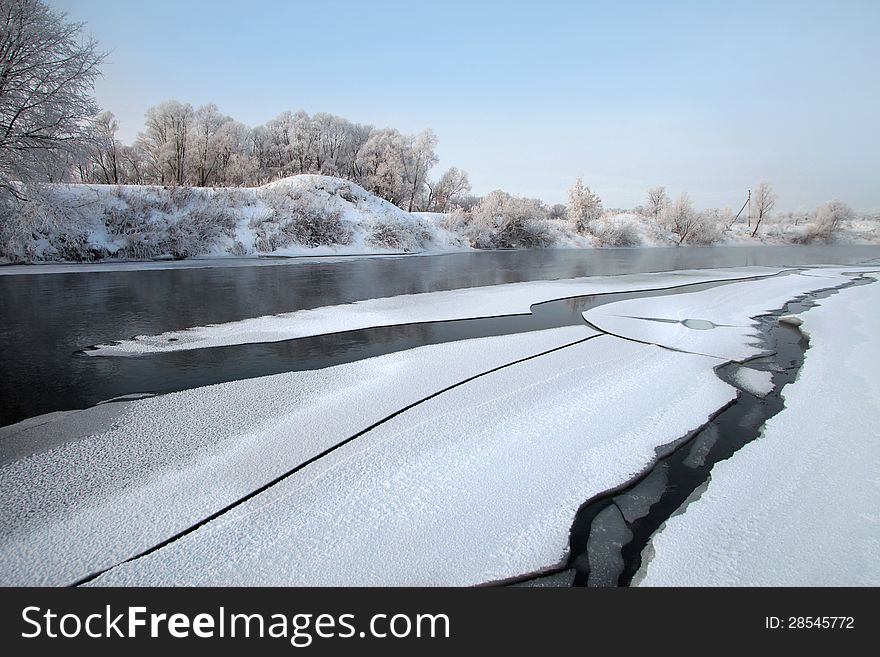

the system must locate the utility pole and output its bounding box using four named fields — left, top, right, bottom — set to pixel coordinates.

left=747, top=189, right=751, bottom=227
